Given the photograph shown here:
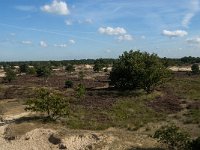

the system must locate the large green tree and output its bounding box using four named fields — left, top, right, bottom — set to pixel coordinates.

left=109, top=50, right=170, bottom=93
